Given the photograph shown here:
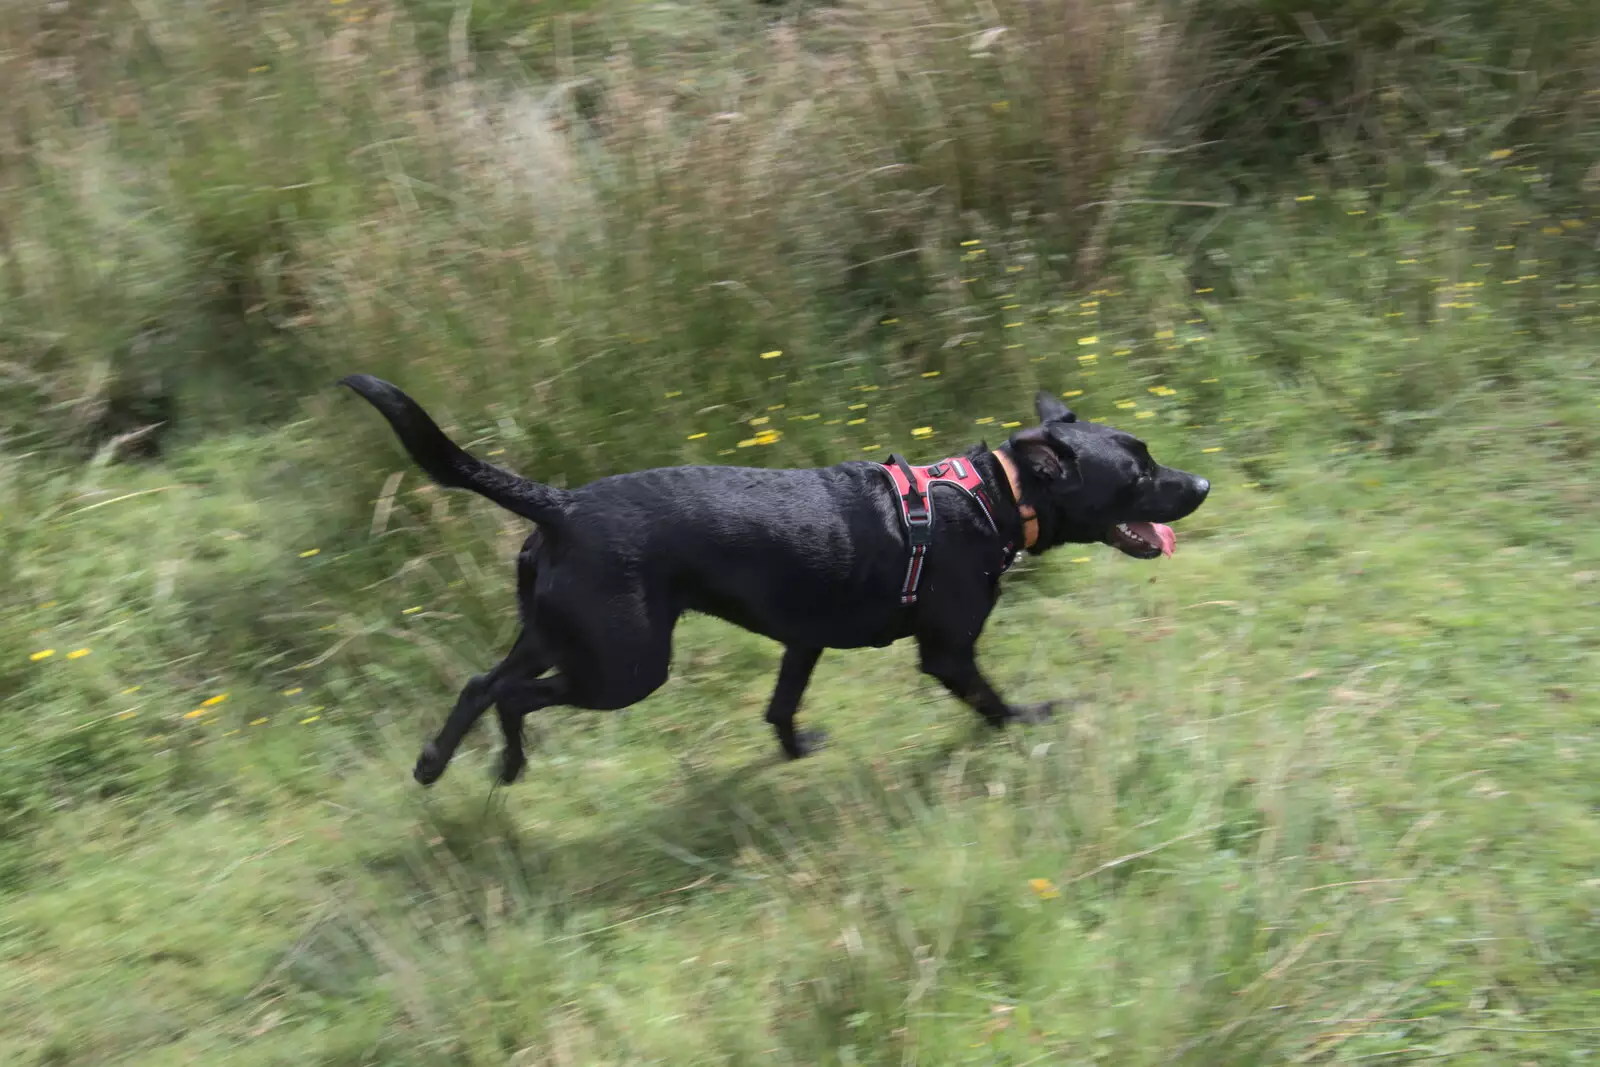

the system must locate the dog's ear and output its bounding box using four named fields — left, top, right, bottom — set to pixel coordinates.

left=1010, top=426, right=1079, bottom=483
left=1035, top=391, right=1077, bottom=424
